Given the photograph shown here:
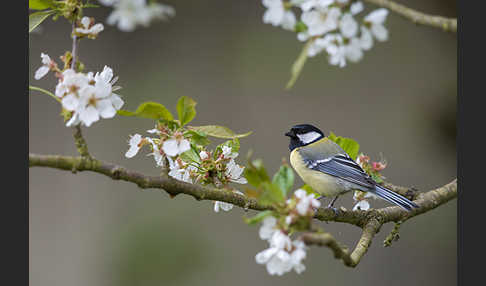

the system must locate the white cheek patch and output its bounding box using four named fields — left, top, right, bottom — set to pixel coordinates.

left=297, top=131, right=322, bottom=144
